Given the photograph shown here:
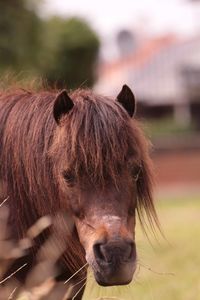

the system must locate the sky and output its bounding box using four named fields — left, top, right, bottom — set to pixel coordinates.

left=40, top=0, right=199, bottom=37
